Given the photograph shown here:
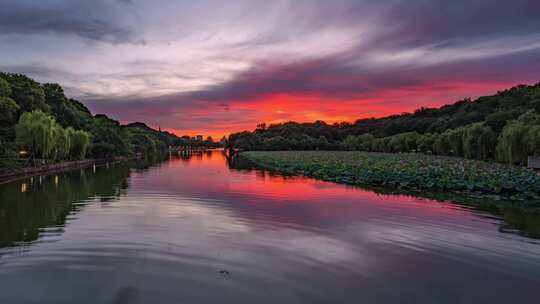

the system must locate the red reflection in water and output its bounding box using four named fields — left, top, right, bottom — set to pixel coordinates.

left=132, top=151, right=478, bottom=228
